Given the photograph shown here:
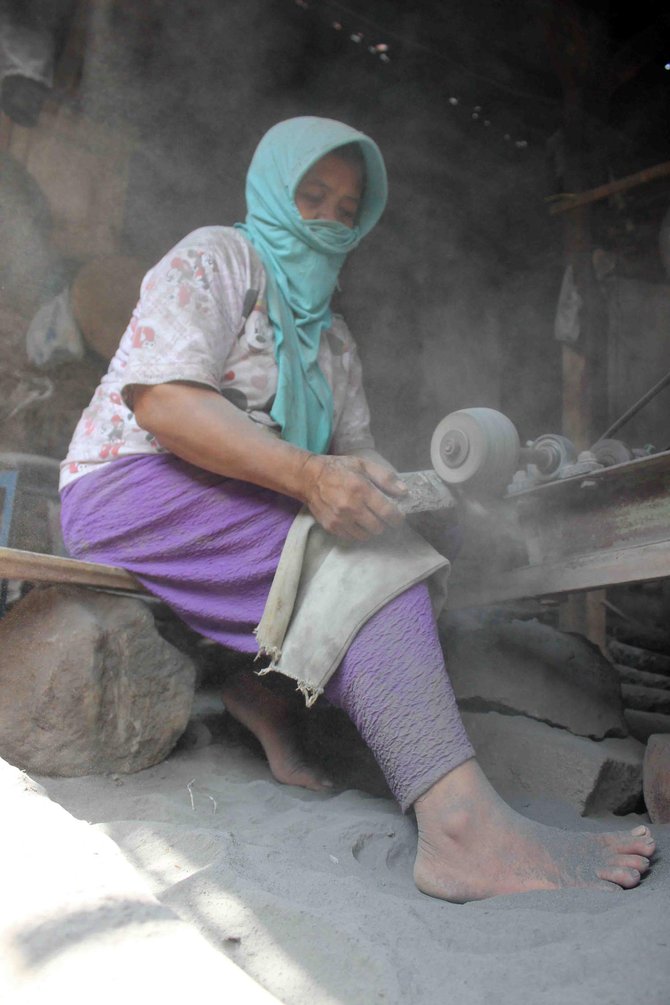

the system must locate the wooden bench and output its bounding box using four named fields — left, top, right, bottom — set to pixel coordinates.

left=0, top=546, right=144, bottom=596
